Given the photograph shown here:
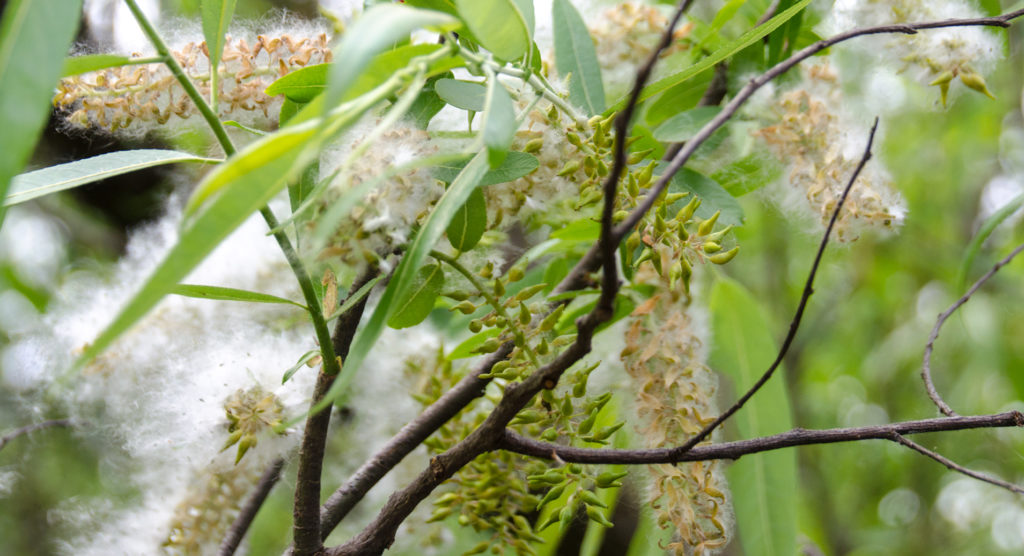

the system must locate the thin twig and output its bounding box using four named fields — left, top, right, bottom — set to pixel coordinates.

left=317, top=343, right=513, bottom=539
left=218, top=458, right=286, bottom=556
left=922, top=242, right=1024, bottom=416
left=671, top=118, right=879, bottom=457
left=0, top=419, right=73, bottom=452
left=890, top=433, right=1024, bottom=495
left=293, top=270, right=377, bottom=556
left=496, top=411, right=1024, bottom=464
